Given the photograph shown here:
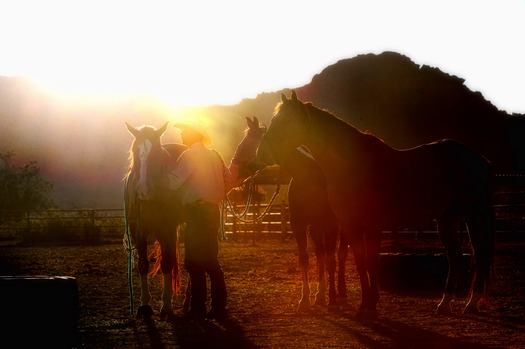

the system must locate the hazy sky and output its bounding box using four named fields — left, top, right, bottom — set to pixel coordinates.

left=1, top=0, right=524, bottom=113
